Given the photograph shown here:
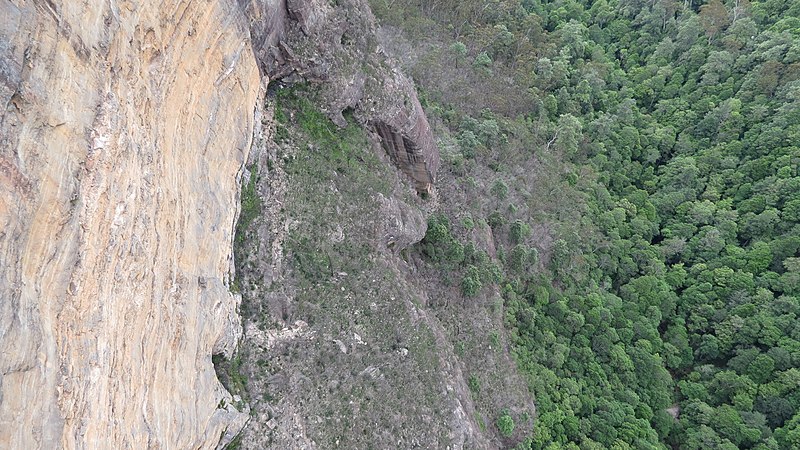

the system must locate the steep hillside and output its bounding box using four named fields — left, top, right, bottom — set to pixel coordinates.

left=230, top=1, right=535, bottom=447
left=365, top=0, right=800, bottom=448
